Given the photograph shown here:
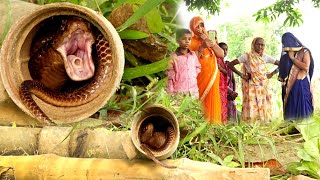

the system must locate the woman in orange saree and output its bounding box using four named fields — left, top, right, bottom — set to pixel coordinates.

left=189, top=16, right=225, bottom=124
